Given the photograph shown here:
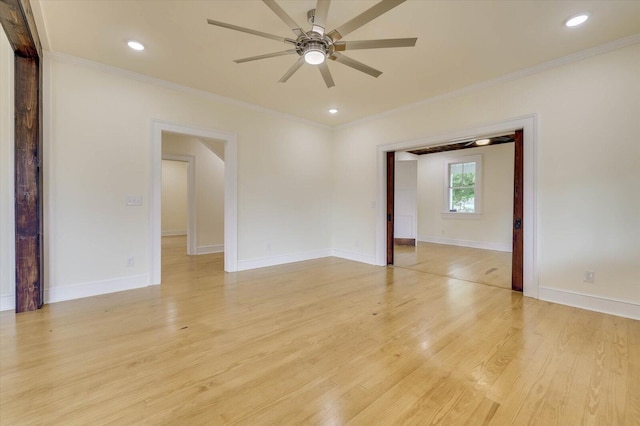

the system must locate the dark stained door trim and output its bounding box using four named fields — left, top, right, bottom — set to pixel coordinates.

left=512, top=129, right=524, bottom=292
left=386, top=151, right=395, bottom=265
left=1, top=0, right=44, bottom=312
left=385, top=131, right=525, bottom=292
